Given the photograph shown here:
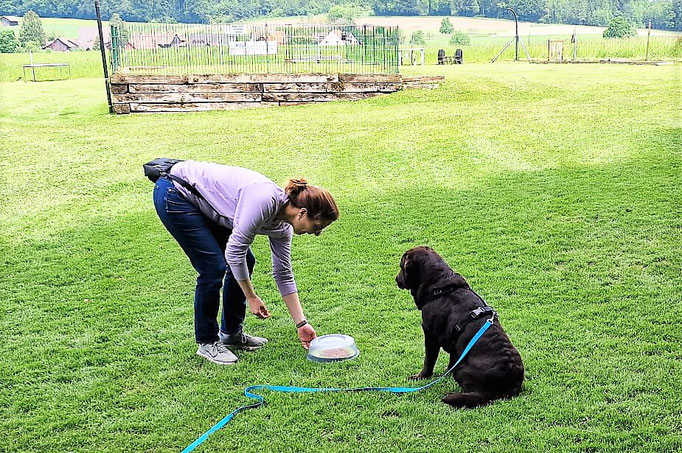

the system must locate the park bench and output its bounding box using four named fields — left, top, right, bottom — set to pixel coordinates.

left=438, top=49, right=463, bottom=65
